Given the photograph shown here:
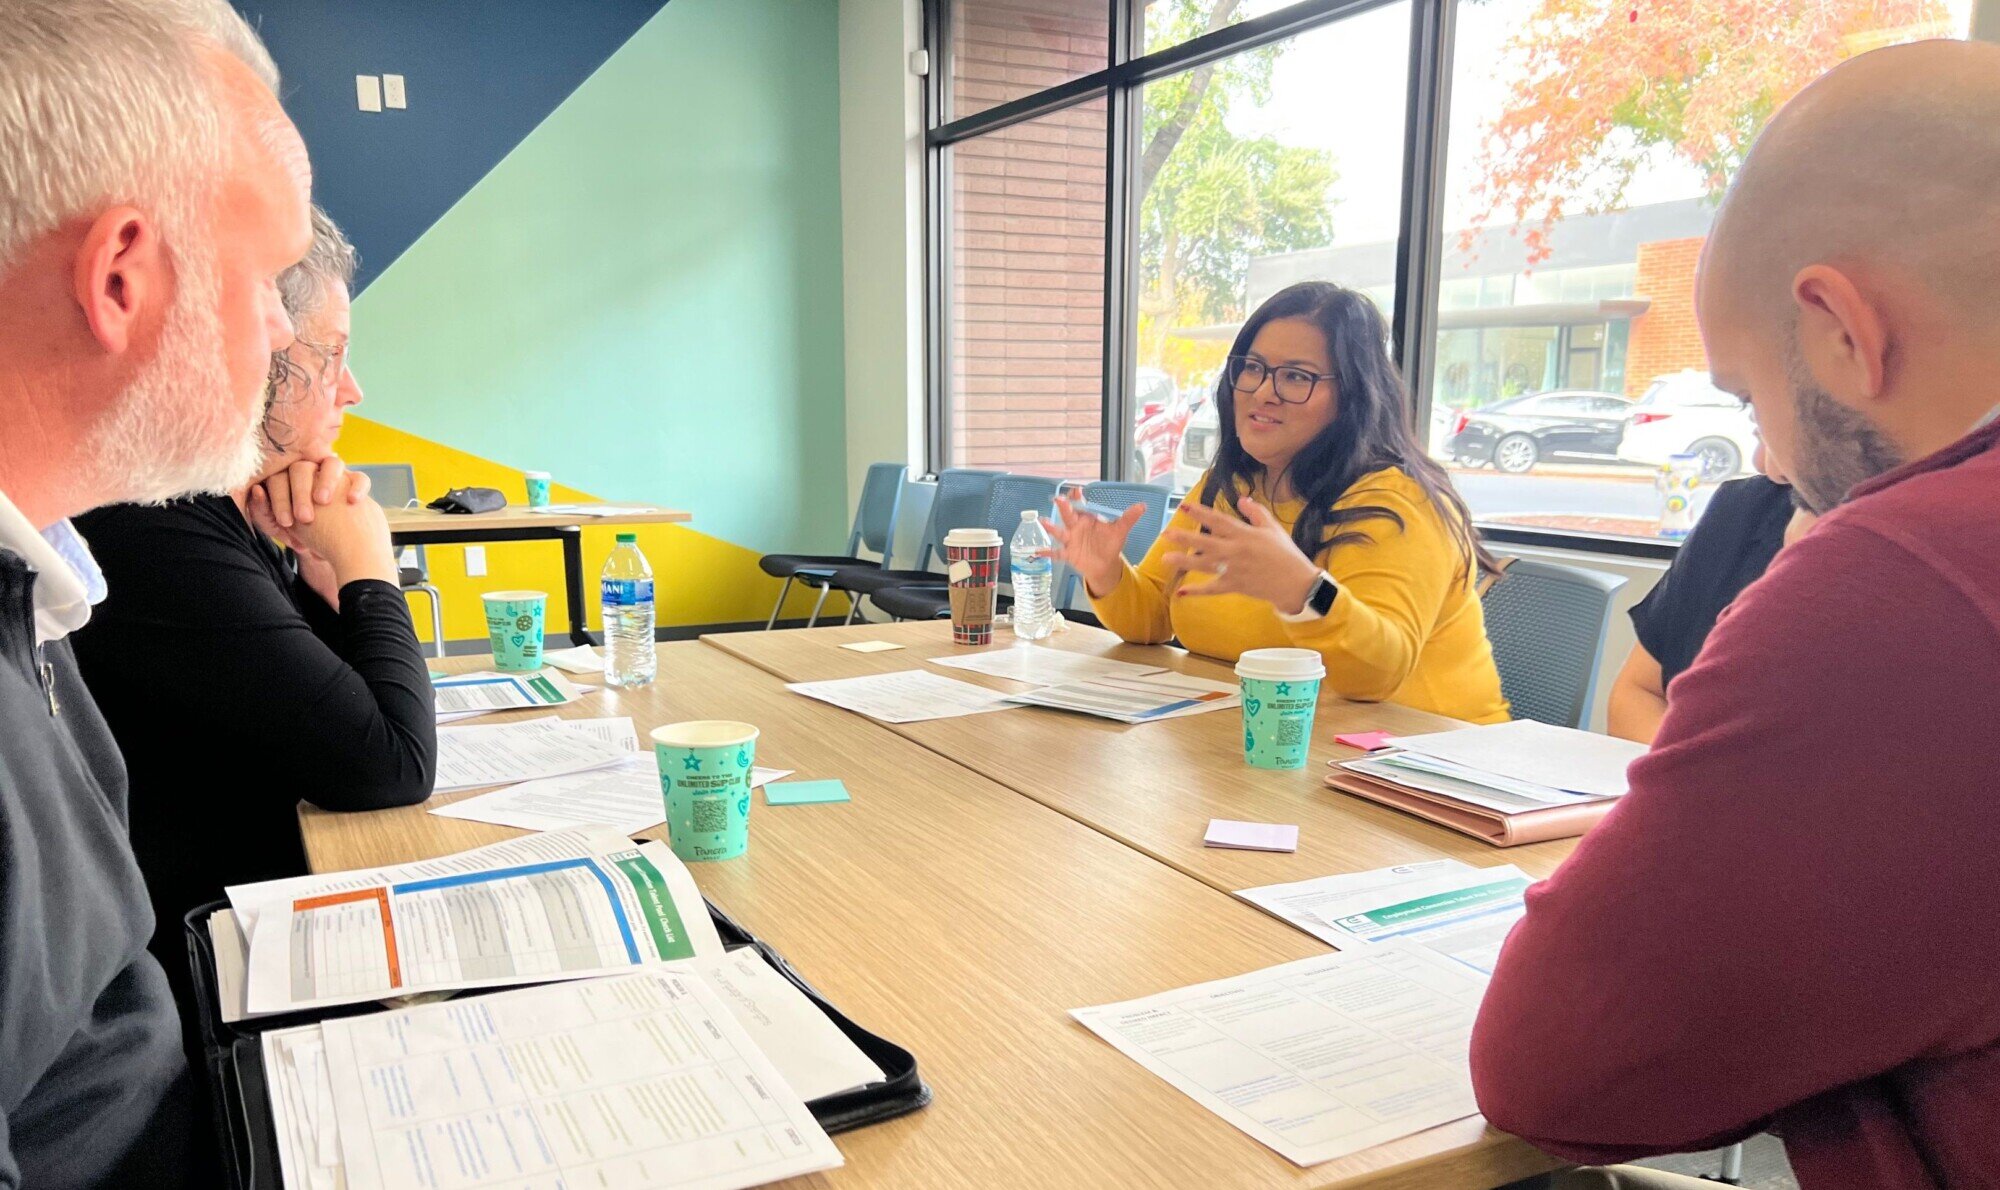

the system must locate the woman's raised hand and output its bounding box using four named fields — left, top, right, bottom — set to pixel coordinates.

left=1046, top=492, right=1143, bottom=599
